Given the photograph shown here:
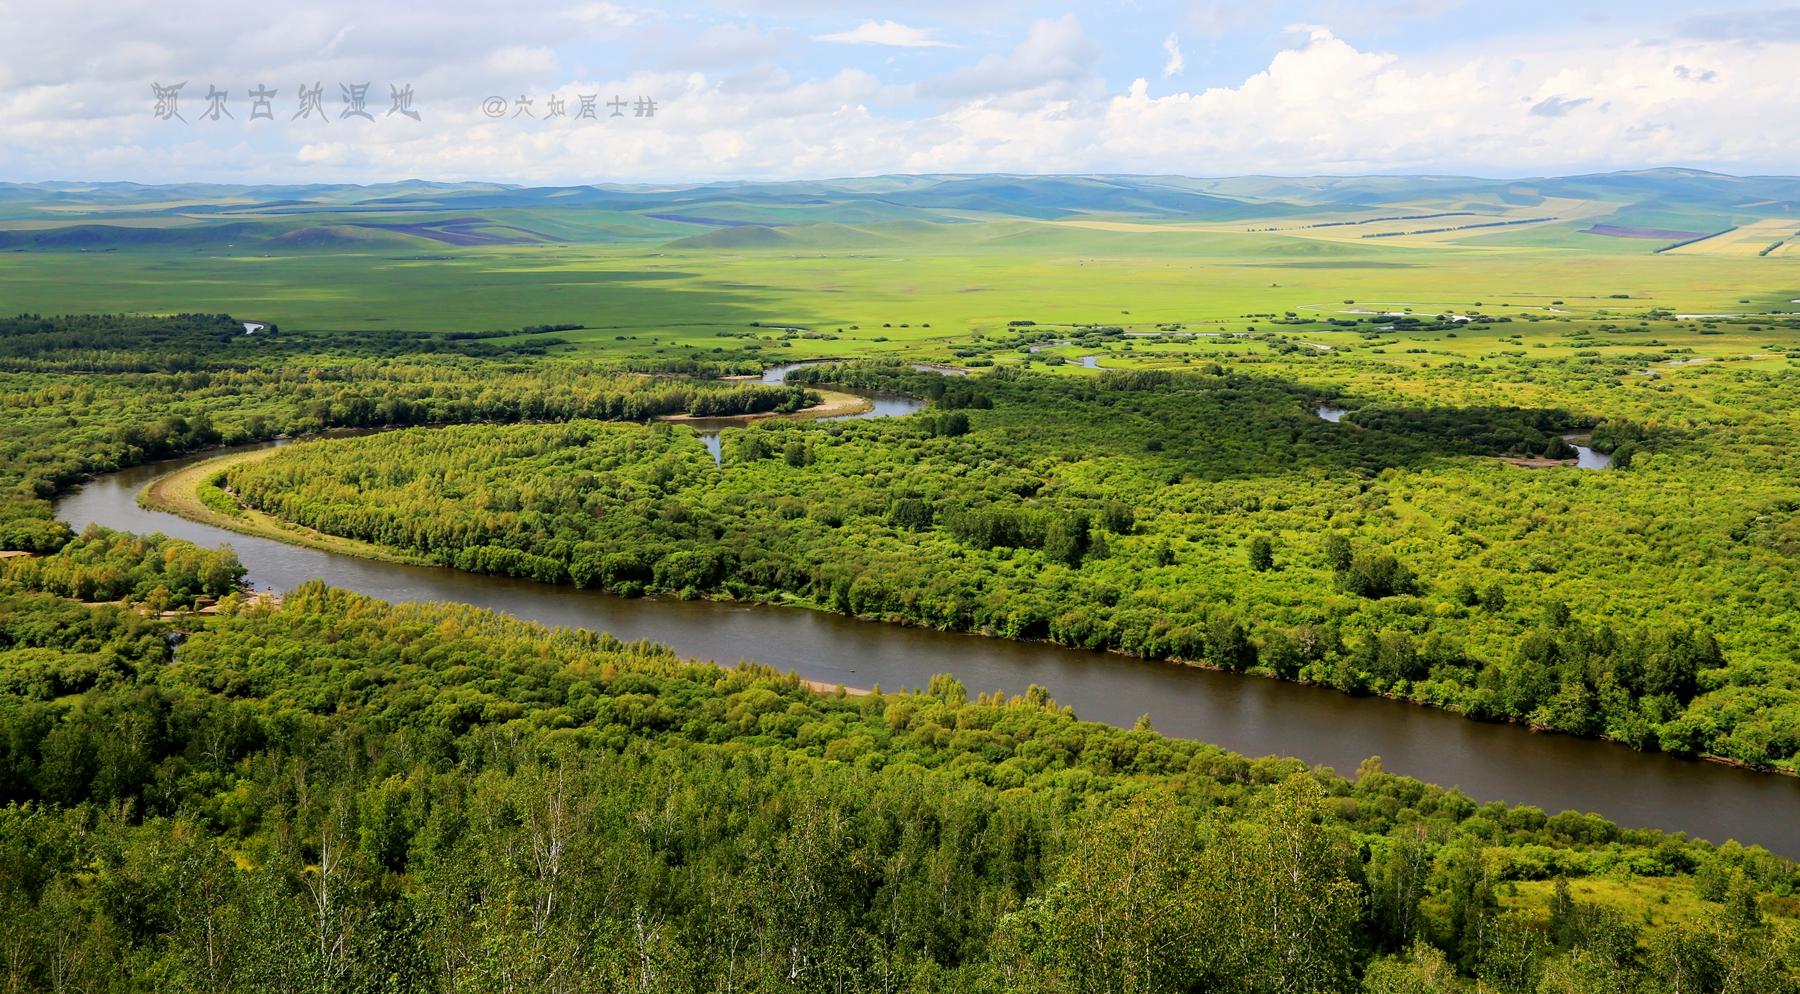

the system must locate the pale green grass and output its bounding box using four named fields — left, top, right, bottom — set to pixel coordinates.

left=0, top=218, right=1793, bottom=367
